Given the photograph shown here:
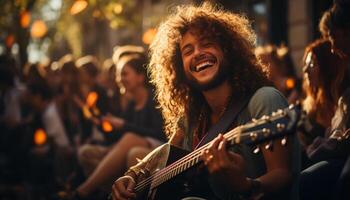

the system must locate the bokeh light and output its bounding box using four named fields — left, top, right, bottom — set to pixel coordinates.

left=34, top=128, right=47, bottom=146
left=31, top=20, right=48, bottom=38
left=86, top=91, right=98, bottom=107
left=70, top=0, right=88, bottom=15
left=285, top=78, right=295, bottom=89
left=142, top=28, right=157, bottom=45
left=102, top=120, right=113, bottom=133
left=20, top=11, right=31, bottom=28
